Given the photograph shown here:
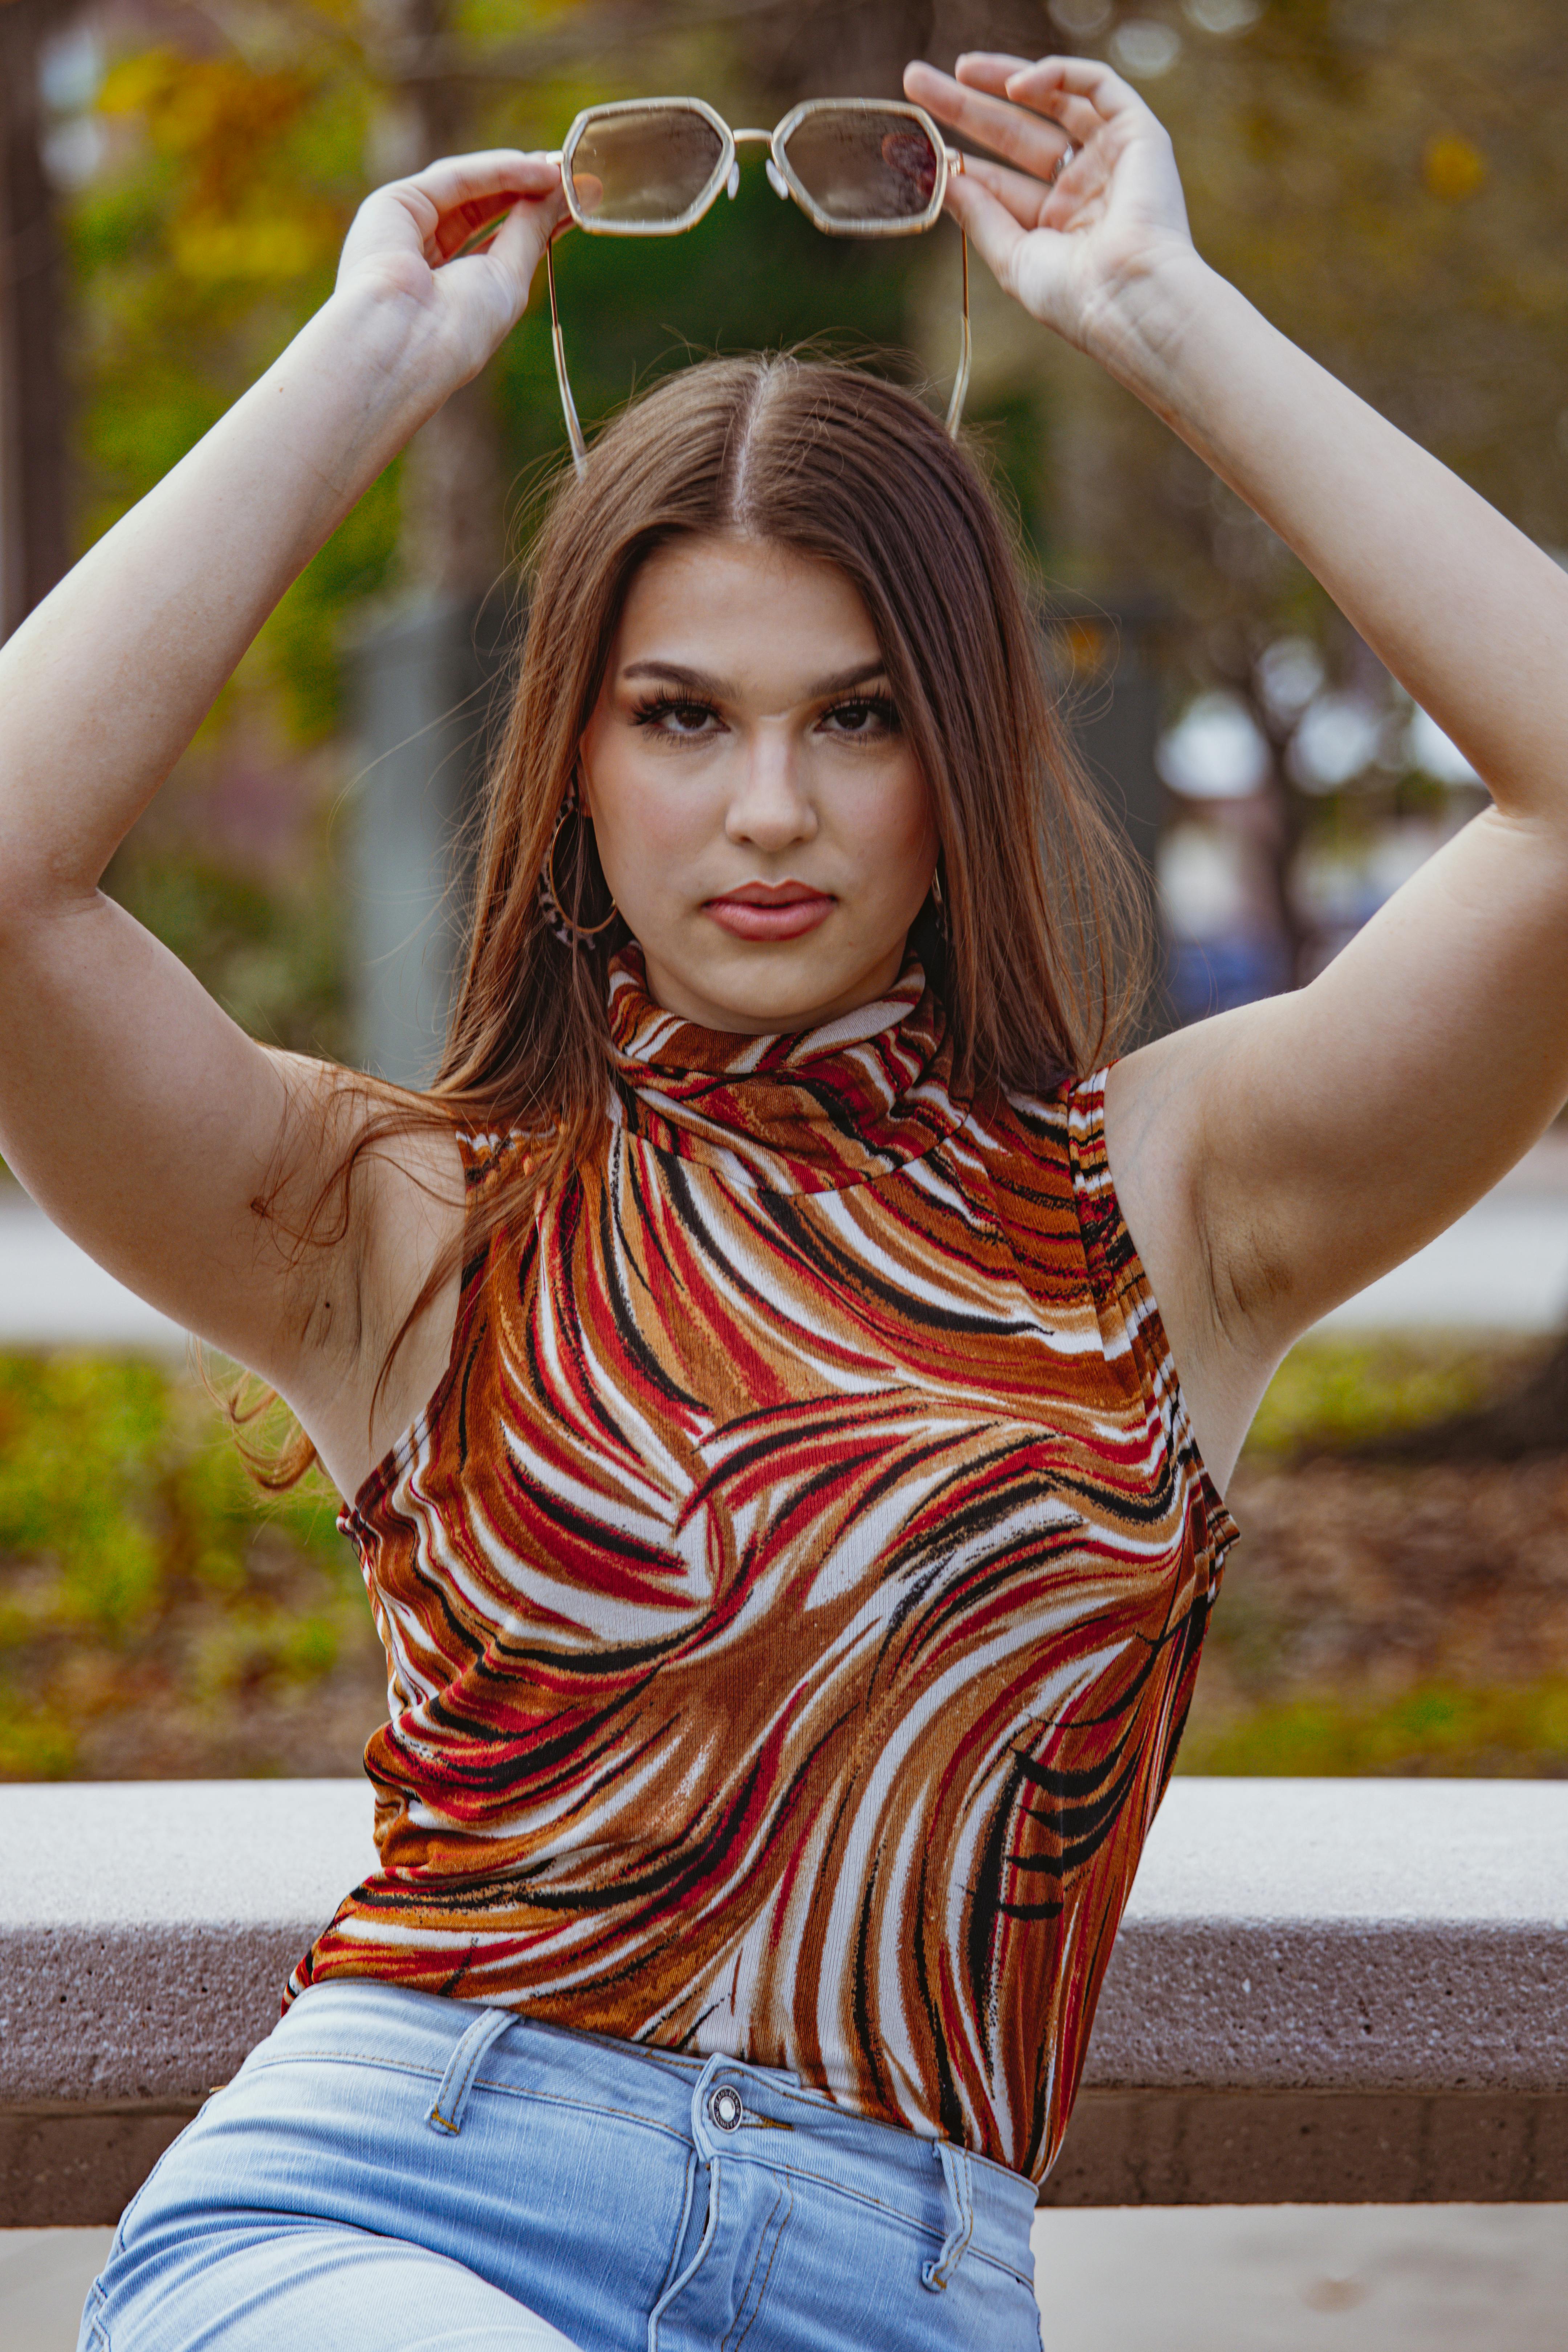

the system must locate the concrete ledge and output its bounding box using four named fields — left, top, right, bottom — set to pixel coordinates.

left=1043, top=2088, right=1568, bottom=2206
left=3, top=1778, right=1566, bottom=2221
